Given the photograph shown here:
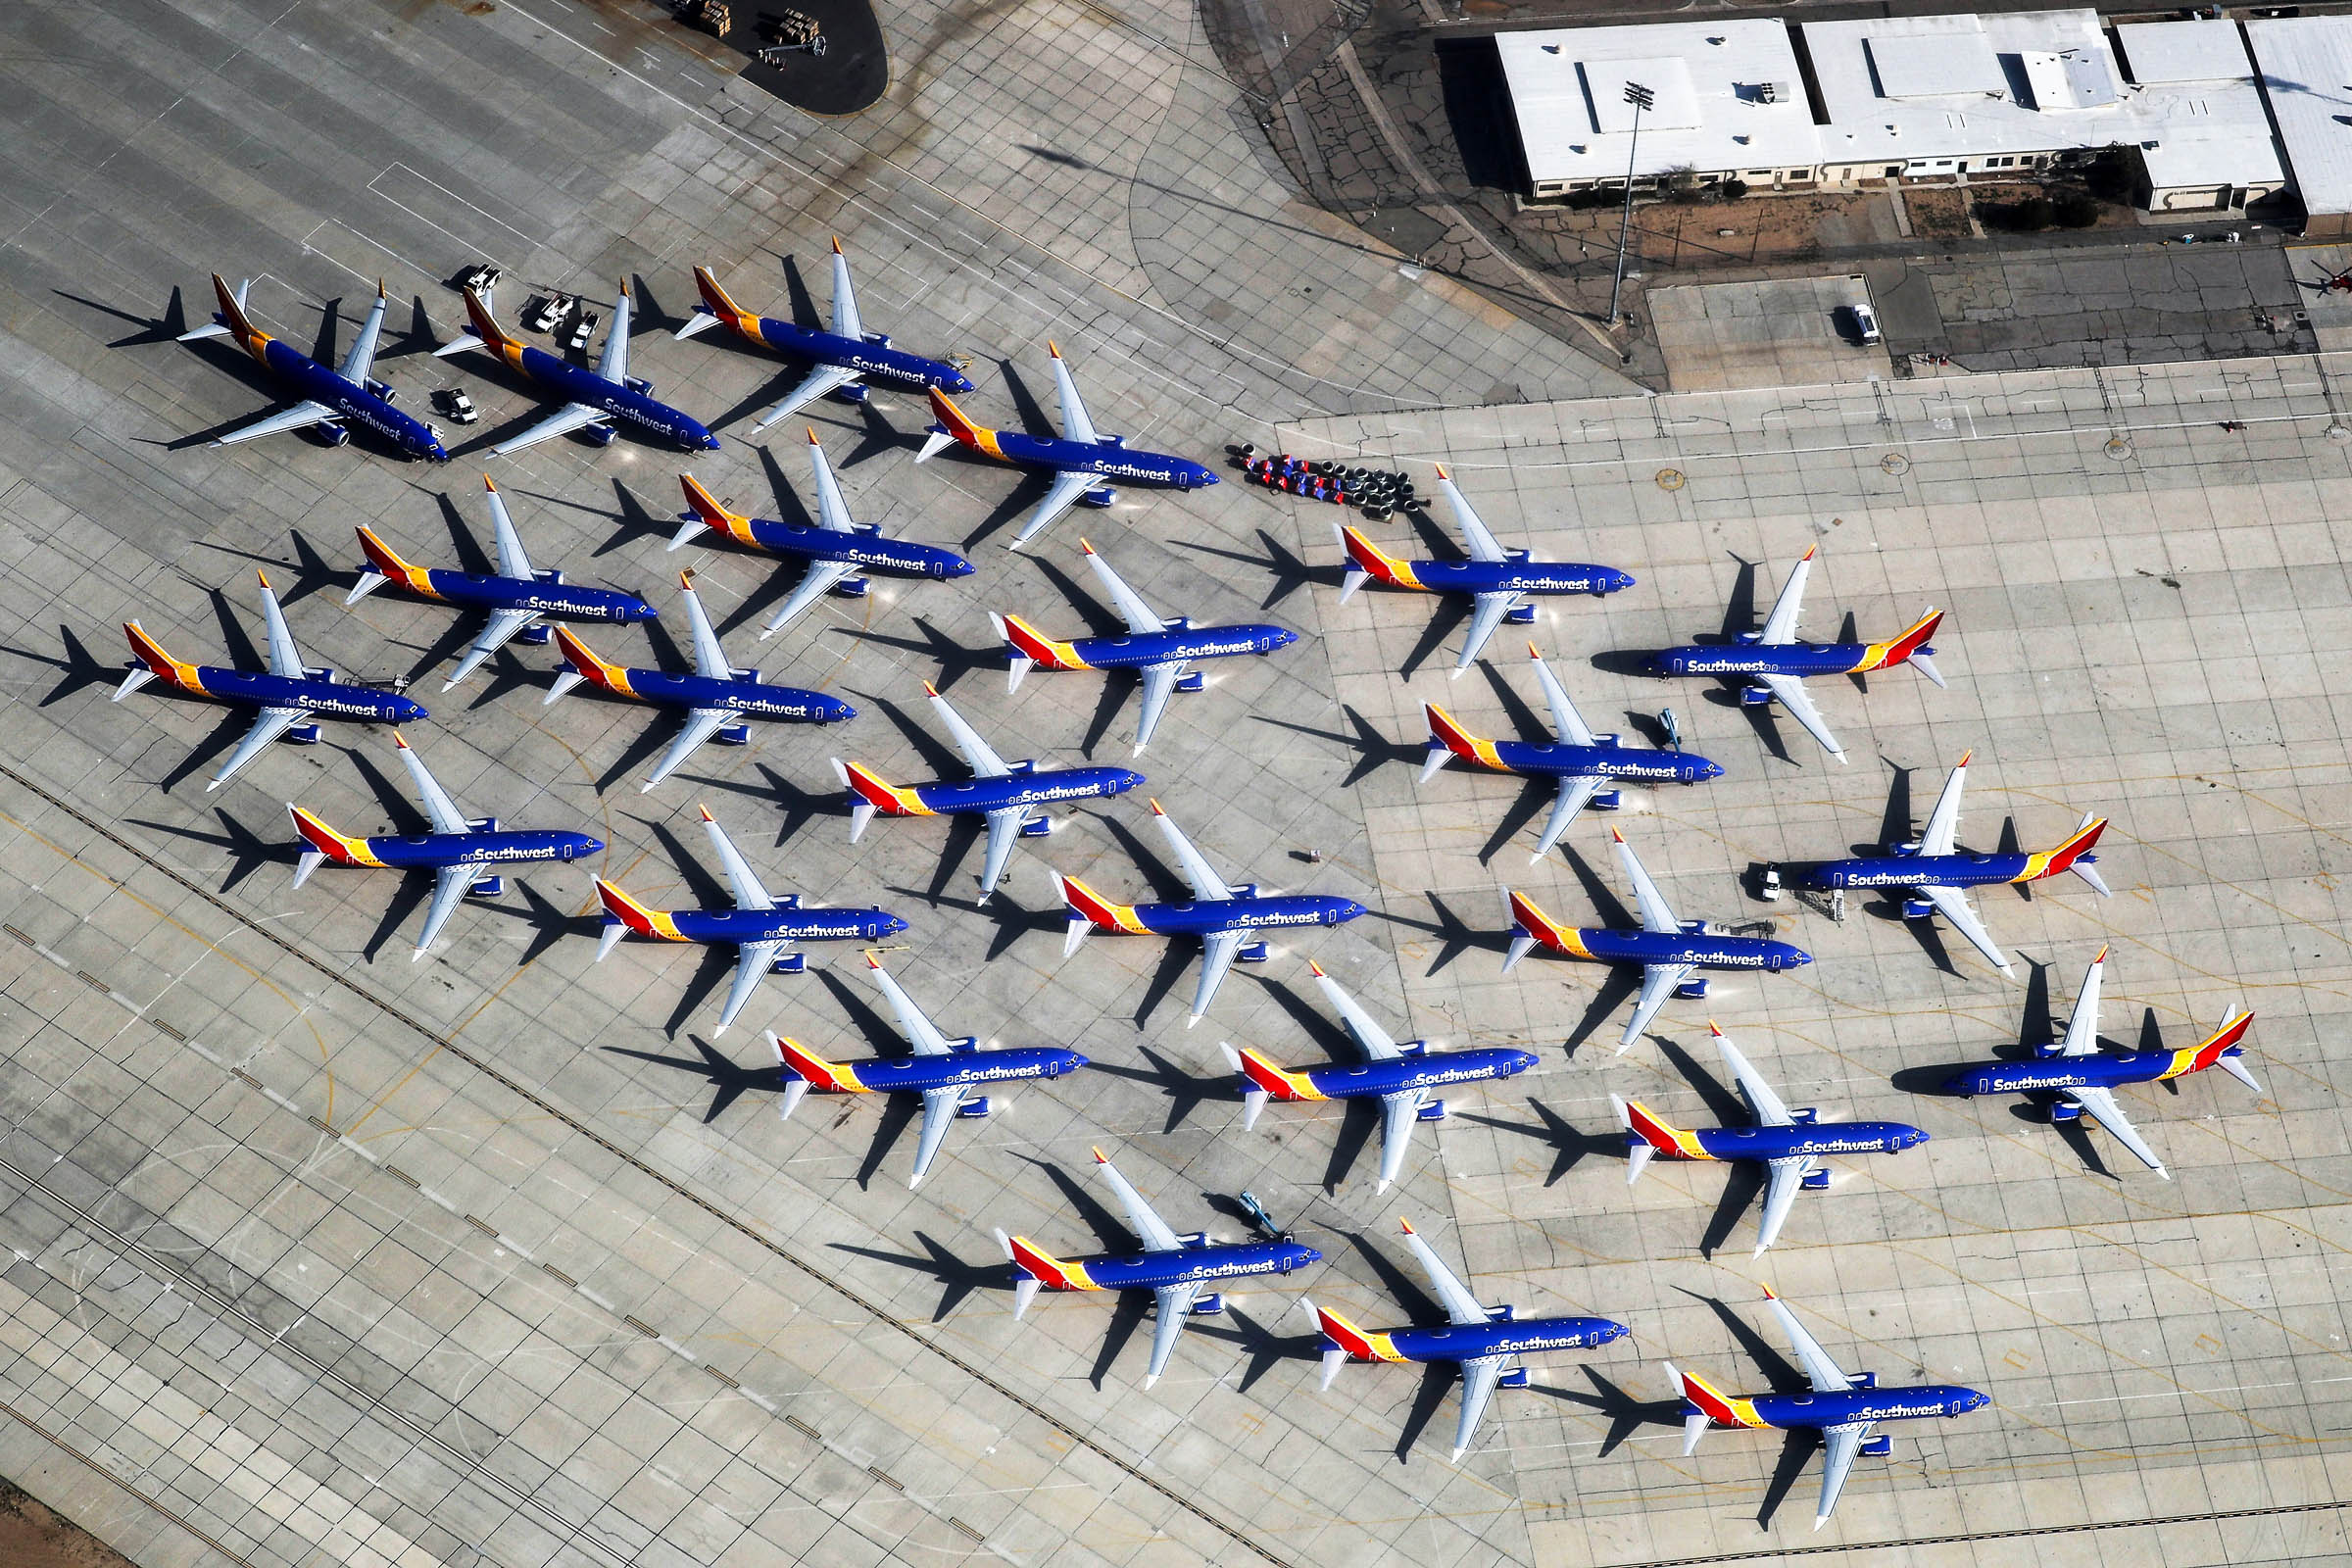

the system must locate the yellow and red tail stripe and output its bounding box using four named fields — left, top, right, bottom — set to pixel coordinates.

left=2159, top=1009, right=2256, bottom=1080
left=596, top=879, right=686, bottom=941
left=355, top=526, right=437, bottom=598
left=689, top=266, right=762, bottom=342
left=123, top=622, right=204, bottom=692
left=1002, top=613, right=1087, bottom=670
left=1313, top=1303, right=1402, bottom=1363
left=289, top=807, right=382, bottom=867
left=1425, top=703, right=1504, bottom=769
left=842, top=761, right=934, bottom=817
left=1005, top=1236, right=1098, bottom=1292
left=1060, top=874, right=1148, bottom=933
left=1678, top=1365, right=1765, bottom=1428
left=679, top=473, right=760, bottom=546
left=927, top=388, right=1004, bottom=461
left=775, top=1037, right=866, bottom=1093
left=2017, top=817, right=2106, bottom=883
left=1856, top=609, right=1943, bottom=673
left=1340, top=525, right=1422, bottom=590
left=554, top=626, right=635, bottom=698
left=210, top=273, right=270, bottom=362
left=1235, top=1047, right=1323, bottom=1102
left=1623, top=1099, right=1712, bottom=1160
left=1507, top=890, right=1592, bottom=959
